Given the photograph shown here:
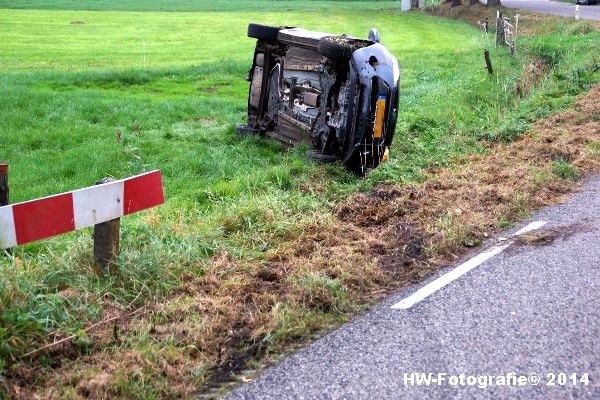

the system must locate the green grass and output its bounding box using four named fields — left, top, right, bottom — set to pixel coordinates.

left=0, top=0, right=399, bottom=12
left=1, top=1, right=599, bottom=397
left=553, top=159, right=582, bottom=180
